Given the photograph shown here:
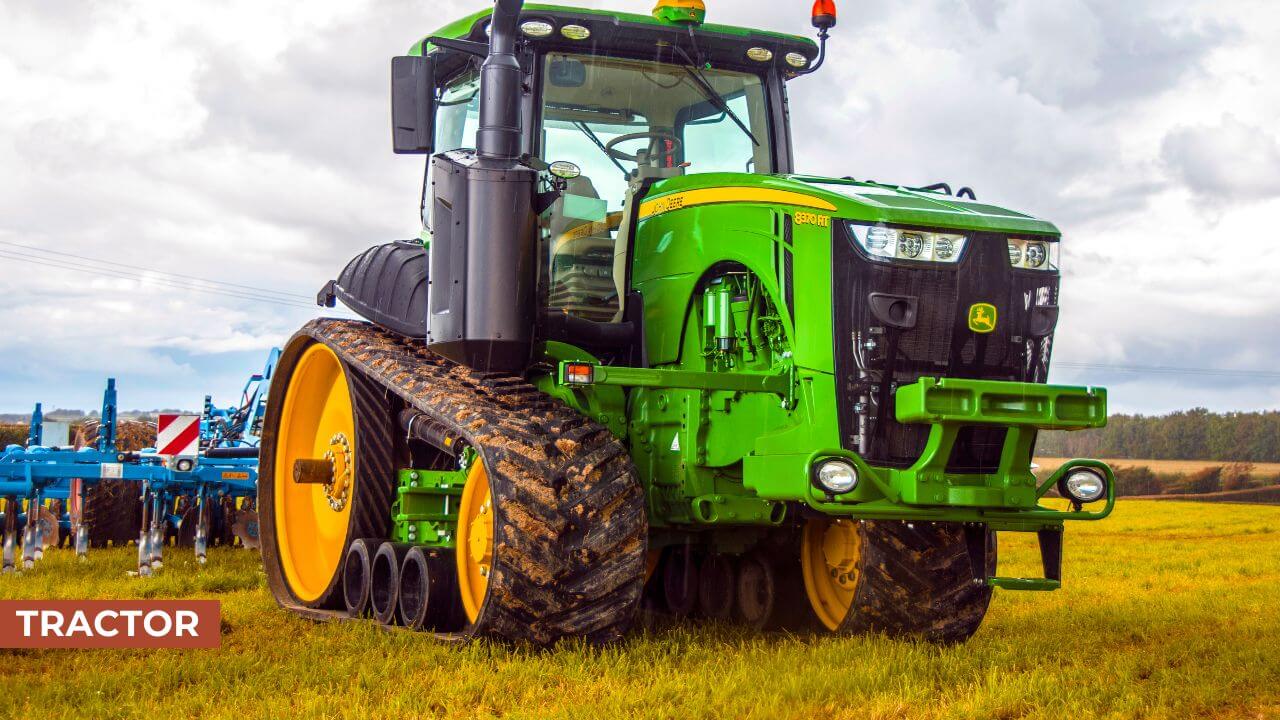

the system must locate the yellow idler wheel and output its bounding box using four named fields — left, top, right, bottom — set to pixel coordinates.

left=259, top=337, right=397, bottom=610
left=801, top=518, right=862, bottom=631
left=456, top=458, right=493, bottom=623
